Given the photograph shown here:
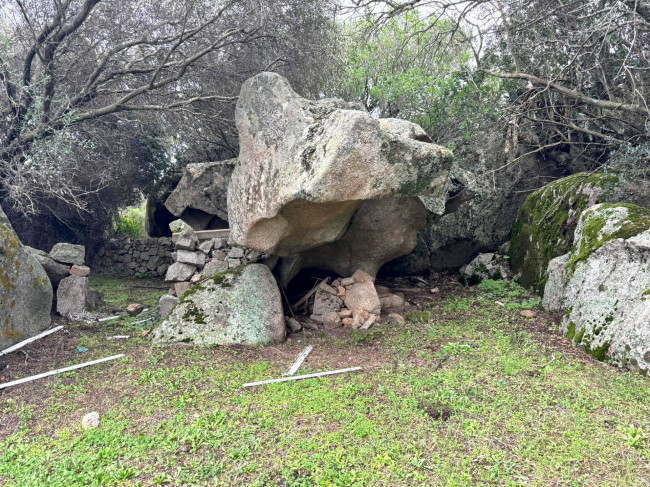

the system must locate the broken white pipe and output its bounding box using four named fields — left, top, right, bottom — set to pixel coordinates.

left=130, top=317, right=156, bottom=326
left=0, top=326, right=64, bottom=357
left=0, top=354, right=125, bottom=390
left=243, top=366, right=362, bottom=388
left=284, top=345, right=313, bottom=376
left=98, top=315, right=120, bottom=322
left=106, top=335, right=130, bottom=340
